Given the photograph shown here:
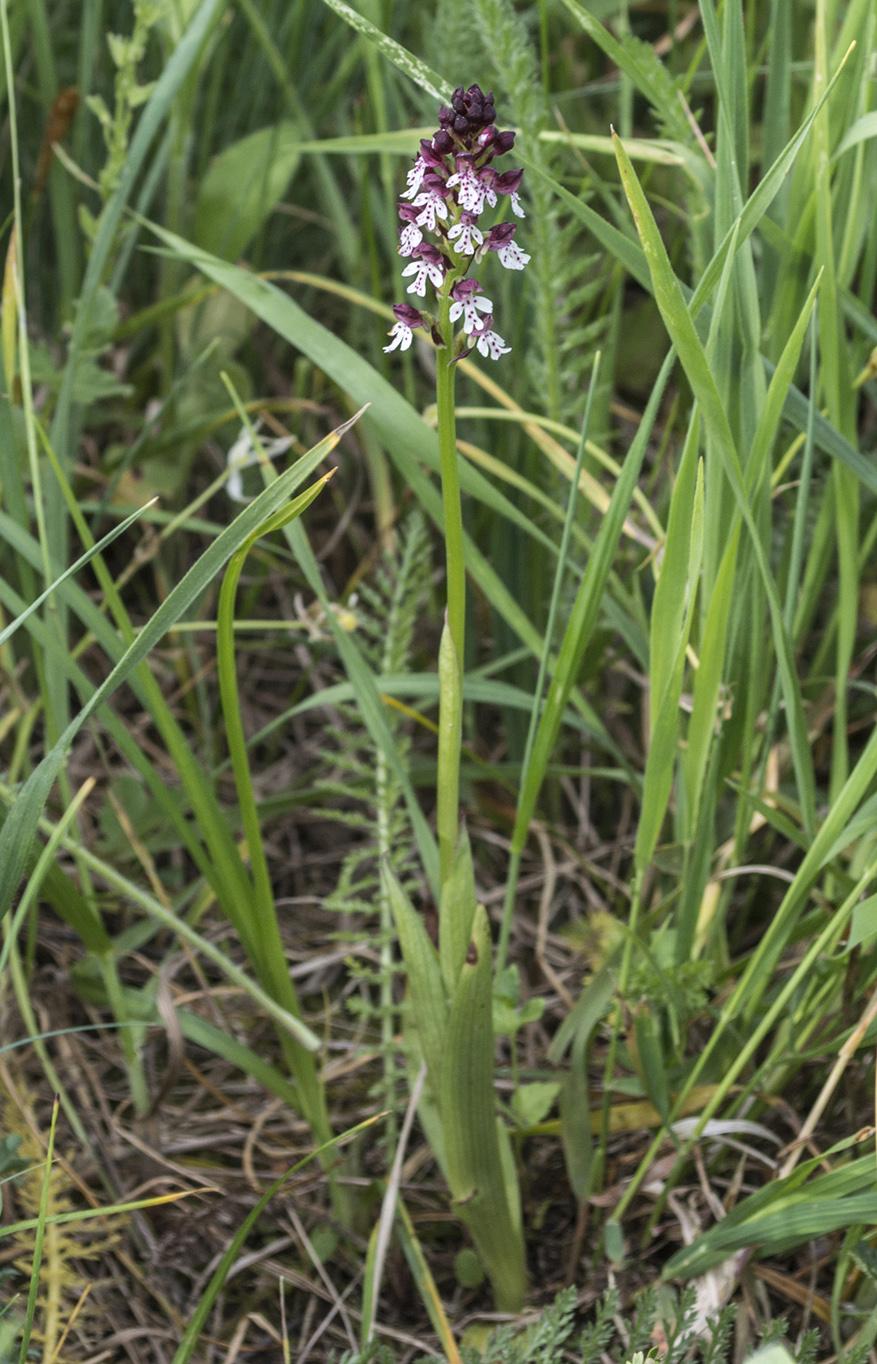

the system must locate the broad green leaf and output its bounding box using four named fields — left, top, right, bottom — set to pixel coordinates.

left=383, top=864, right=448, bottom=1095
left=847, top=894, right=877, bottom=952
left=441, top=905, right=525, bottom=1312
left=512, top=1082, right=561, bottom=1128
left=439, top=825, right=478, bottom=997
left=195, top=121, right=301, bottom=261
